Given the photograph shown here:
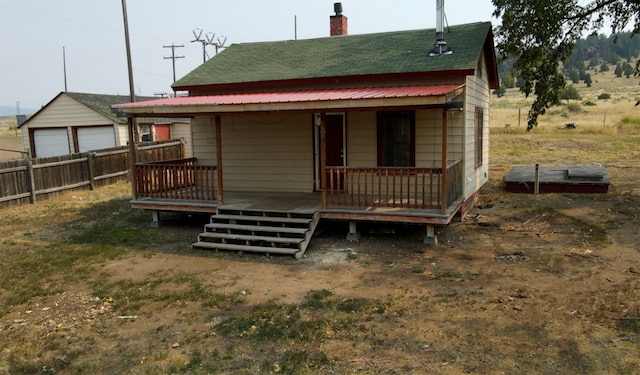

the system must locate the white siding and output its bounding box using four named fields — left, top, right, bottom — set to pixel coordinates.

left=463, top=51, right=491, bottom=199
left=192, top=114, right=313, bottom=192
left=416, top=109, right=465, bottom=167
left=223, top=114, right=313, bottom=192
left=171, top=121, right=193, bottom=157
left=191, top=116, right=217, bottom=164
left=21, top=94, right=127, bottom=155
left=347, top=111, right=376, bottom=167
left=117, top=124, right=129, bottom=147
left=346, top=109, right=464, bottom=168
